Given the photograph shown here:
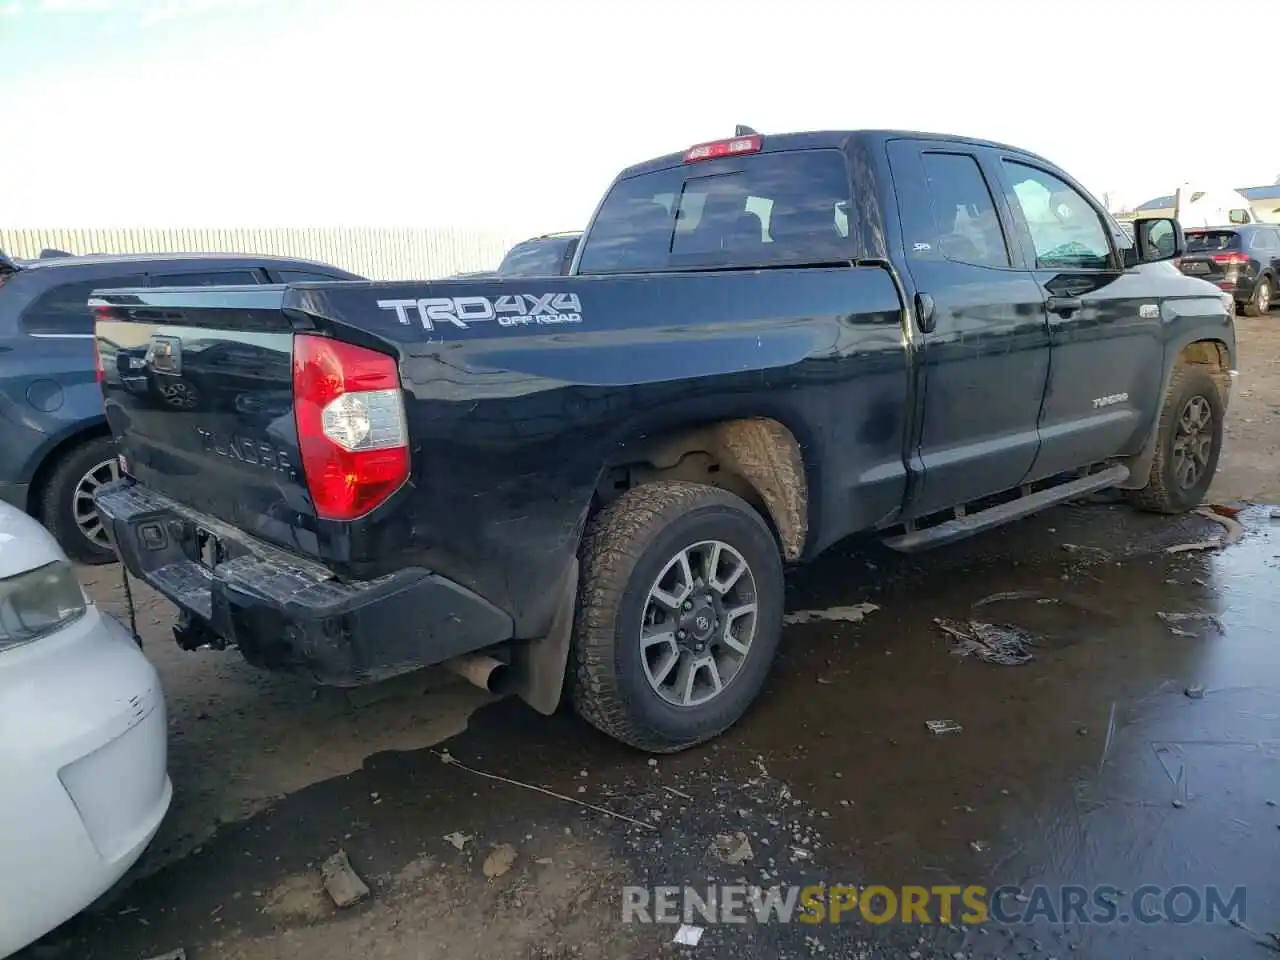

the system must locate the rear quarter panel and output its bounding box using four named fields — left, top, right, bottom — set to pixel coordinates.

left=297, top=267, right=909, bottom=636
